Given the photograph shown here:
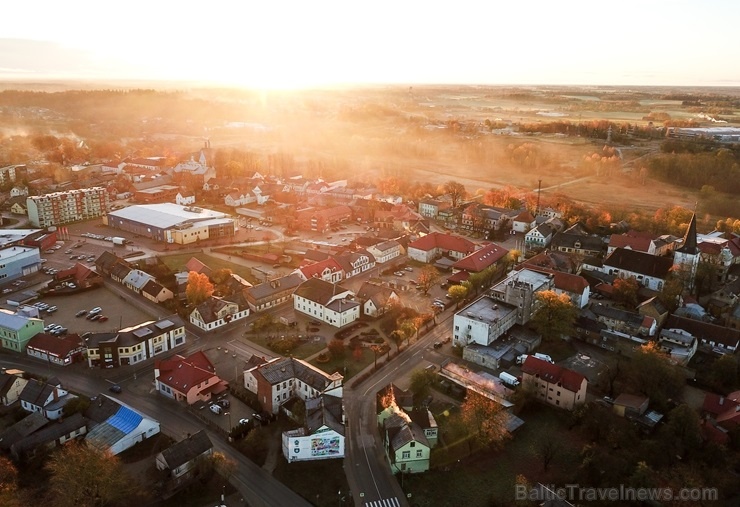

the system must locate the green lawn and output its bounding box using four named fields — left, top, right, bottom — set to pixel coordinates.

left=309, top=347, right=376, bottom=380
left=242, top=334, right=326, bottom=360
left=403, top=405, right=586, bottom=507
left=158, top=252, right=257, bottom=283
